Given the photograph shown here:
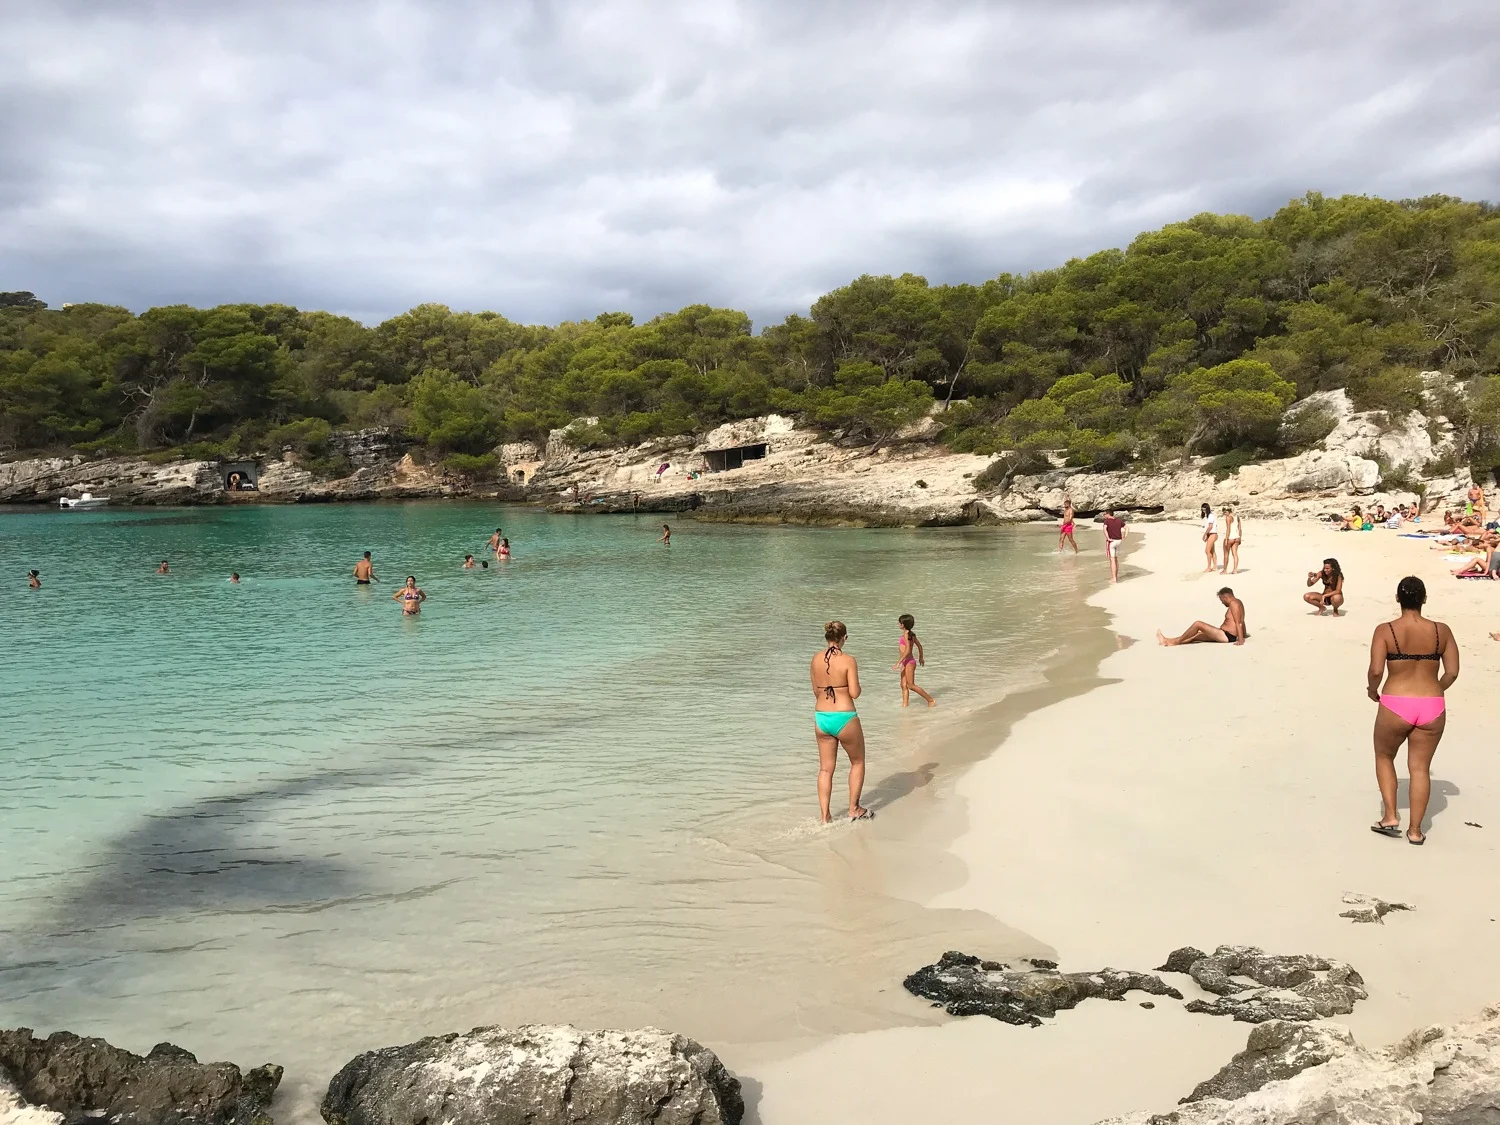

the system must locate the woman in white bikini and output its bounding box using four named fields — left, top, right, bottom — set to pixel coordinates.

left=1200, top=503, right=1218, bottom=573
left=1219, top=507, right=1242, bottom=574
left=810, top=621, right=871, bottom=823
left=1367, top=577, right=1459, bottom=845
